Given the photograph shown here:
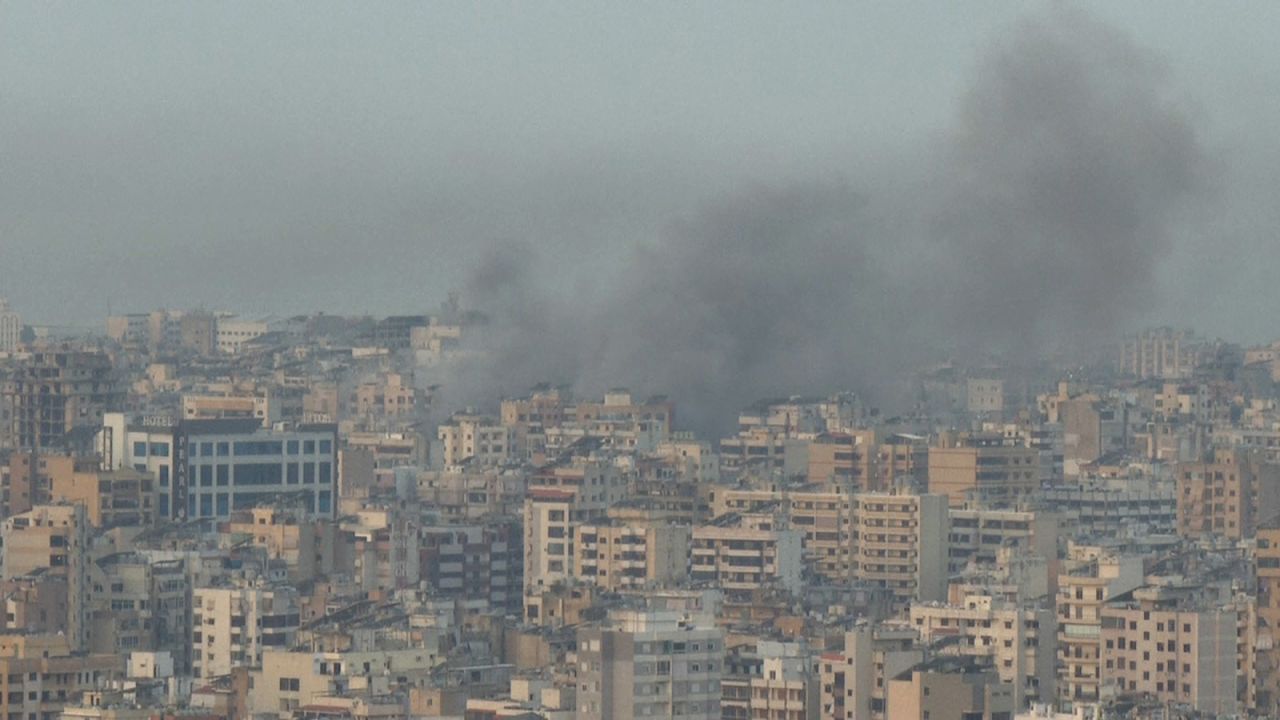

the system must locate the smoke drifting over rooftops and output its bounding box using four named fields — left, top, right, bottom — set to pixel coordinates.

left=441, top=6, right=1214, bottom=432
